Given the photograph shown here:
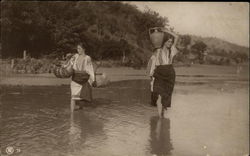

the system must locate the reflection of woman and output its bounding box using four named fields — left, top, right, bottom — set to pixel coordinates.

left=70, top=42, right=95, bottom=112
left=69, top=114, right=82, bottom=146
left=147, top=31, right=179, bottom=117
left=149, top=116, right=173, bottom=155
left=68, top=112, right=105, bottom=154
